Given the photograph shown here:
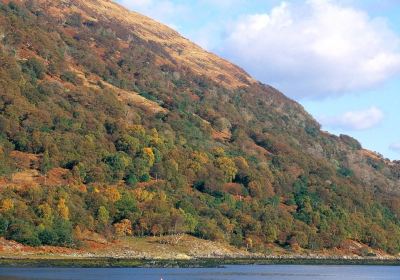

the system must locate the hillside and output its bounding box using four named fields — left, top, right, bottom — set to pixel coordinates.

left=0, top=0, right=400, bottom=256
